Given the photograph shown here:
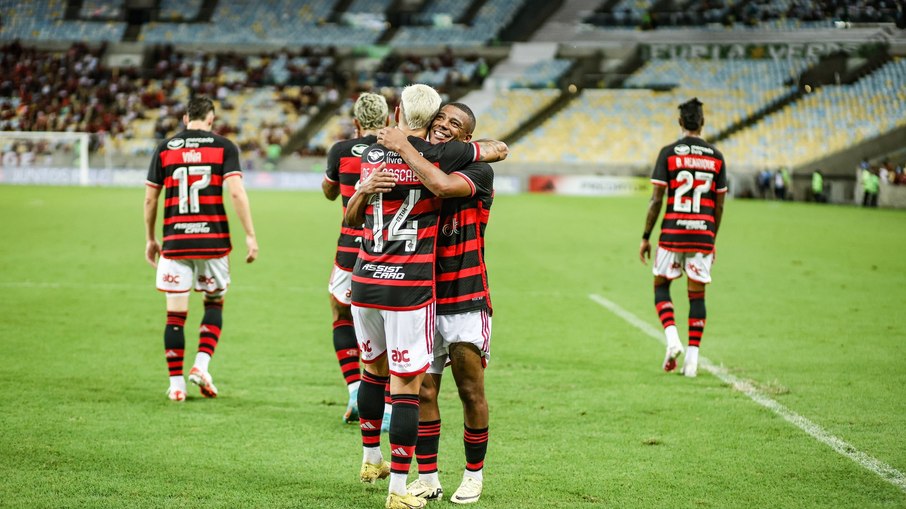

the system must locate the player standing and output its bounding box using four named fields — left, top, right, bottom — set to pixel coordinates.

left=322, top=93, right=390, bottom=424
left=345, top=84, right=506, bottom=509
left=639, top=98, right=726, bottom=377
left=377, top=103, right=493, bottom=504
left=144, top=96, right=258, bottom=401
